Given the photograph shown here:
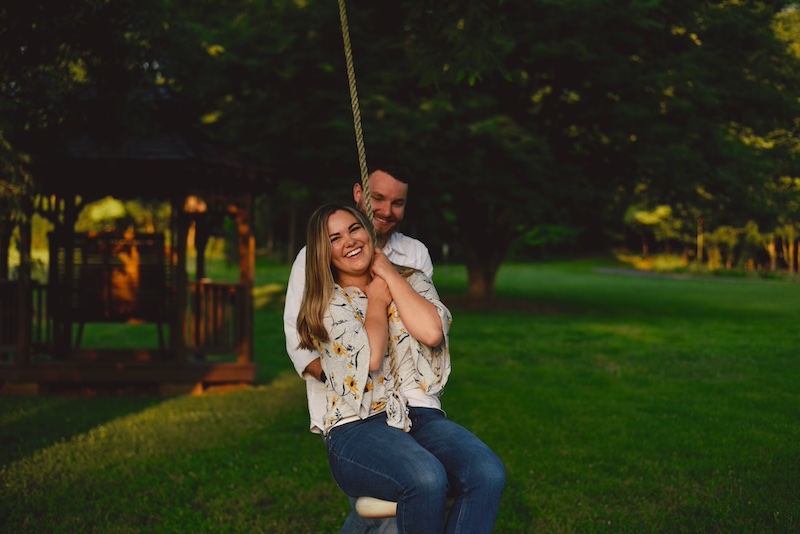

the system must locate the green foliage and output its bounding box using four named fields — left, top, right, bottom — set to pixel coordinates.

left=1, top=261, right=800, bottom=532
left=72, top=197, right=172, bottom=234
left=0, top=0, right=171, bottom=149
left=0, top=133, right=33, bottom=223
left=4, top=0, right=800, bottom=295
left=705, top=225, right=740, bottom=269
